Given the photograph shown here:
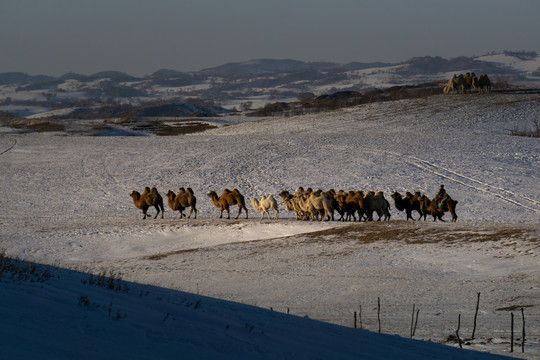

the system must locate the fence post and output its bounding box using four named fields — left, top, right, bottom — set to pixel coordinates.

left=377, top=297, right=381, bottom=333
left=511, top=312, right=514, bottom=353
left=472, top=292, right=480, bottom=339
left=413, top=309, right=419, bottom=338
left=359, top=305, right=362, bottom=329
left=410, top=304, right=416, bottom=338
left=521, top=308, right=525, bottom=353
left=456, top=314, right=463, bottom=349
